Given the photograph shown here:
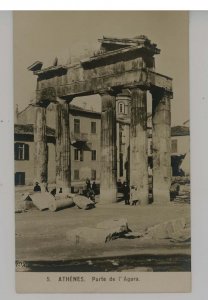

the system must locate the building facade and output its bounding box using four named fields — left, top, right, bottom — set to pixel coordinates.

left=14, top=123, right=55, bottom=185
left=147, top=115, right=190, bottom=176
left=15, top=103, right=101, bottom=186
